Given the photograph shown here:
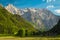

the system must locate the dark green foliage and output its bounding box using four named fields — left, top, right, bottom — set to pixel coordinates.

left=16, top=29, right=25, bottom=37
left=25, top=30, right=28, bottom=36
